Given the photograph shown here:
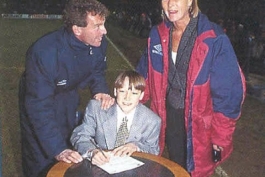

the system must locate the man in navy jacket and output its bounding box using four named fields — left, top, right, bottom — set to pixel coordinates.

left=19, top=0, right=114, bottom=176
